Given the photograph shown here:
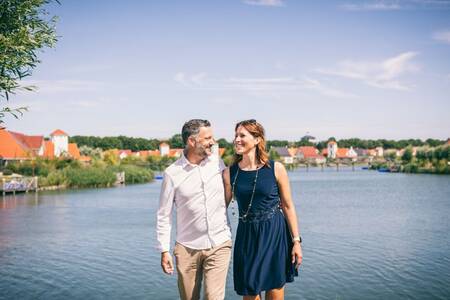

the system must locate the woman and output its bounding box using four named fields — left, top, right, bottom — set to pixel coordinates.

left=224, top=119, right=303, bottom=300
